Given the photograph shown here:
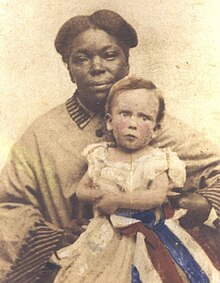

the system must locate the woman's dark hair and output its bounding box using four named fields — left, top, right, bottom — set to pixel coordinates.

left=55, top=10, right=138, bottom=64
